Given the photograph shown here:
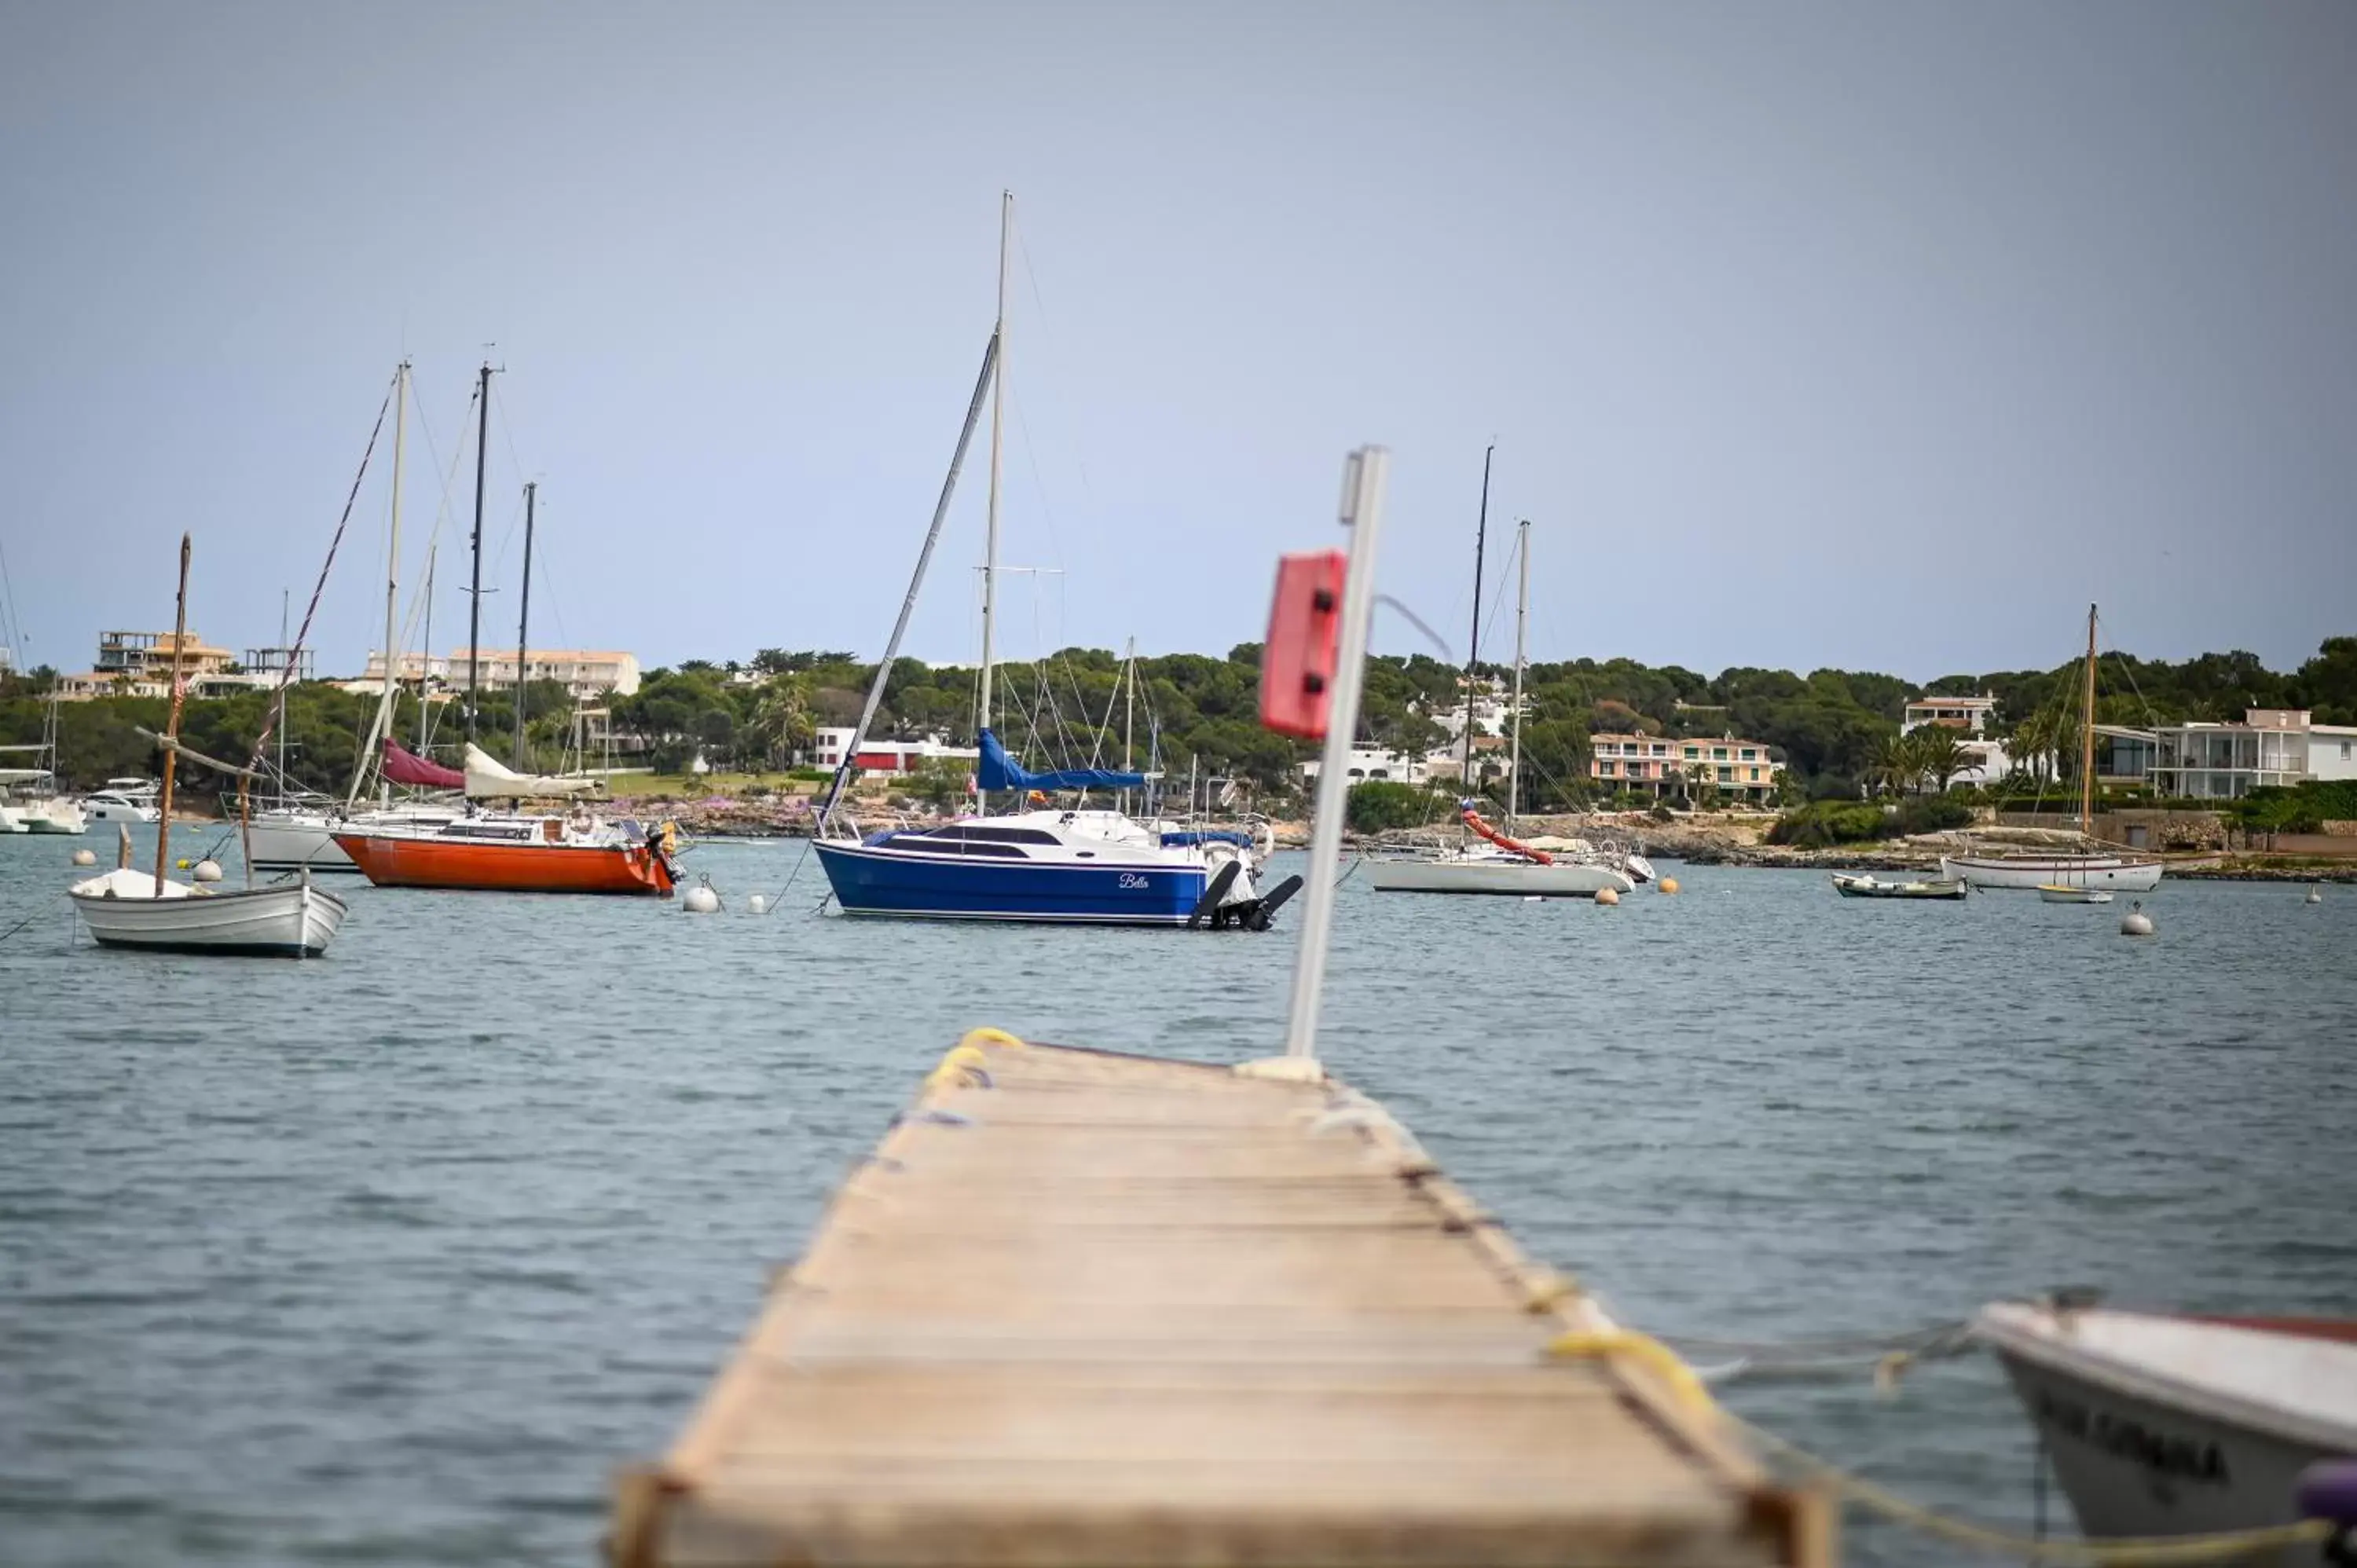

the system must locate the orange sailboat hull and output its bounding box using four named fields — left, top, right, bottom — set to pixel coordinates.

left=332, top=832, right=676, bottom=896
